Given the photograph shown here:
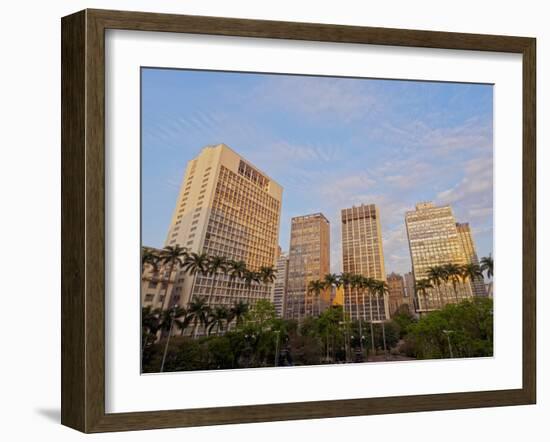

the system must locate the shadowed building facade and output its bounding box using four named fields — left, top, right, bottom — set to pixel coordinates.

left=163, top=144, right=283, bottom=310
left=341, top=204, right=389, bottom=321
left=387, top=272, right=407, bottom=317
left=140, top=246, right=177, bottom=312
left=285, top=213, right=330, bottom=320
left=405, top=202, right=473, bottom=313
left=272, top=252, right=289, bottom=317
